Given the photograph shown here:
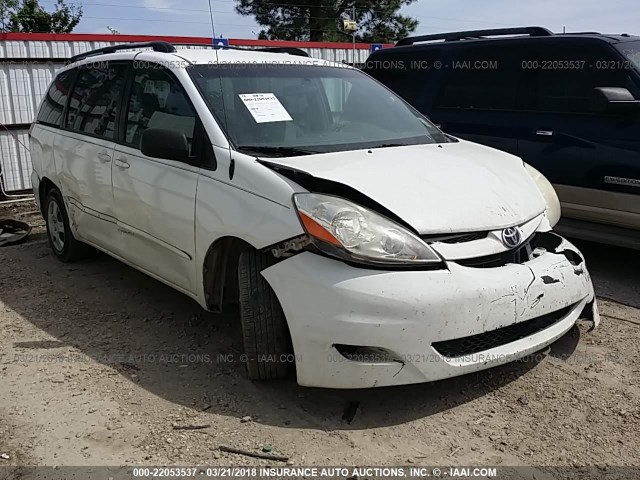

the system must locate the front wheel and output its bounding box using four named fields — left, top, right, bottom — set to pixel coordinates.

left=44, top=188, right=93, bottom=262
left=237, top=249, right=292, bottom=380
